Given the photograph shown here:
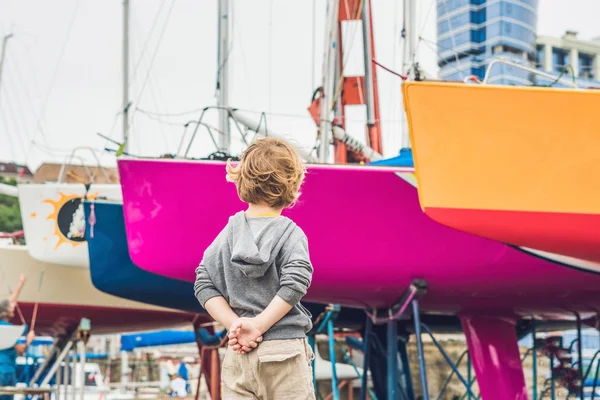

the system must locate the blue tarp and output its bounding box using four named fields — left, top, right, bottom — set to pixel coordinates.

left=120, top=329, right=229, bottom=351
left=368, top=148, right=414, bottom=167
left=16, top=337, right=53, bottom=346
left=120, top=330, right=197, bottom=351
